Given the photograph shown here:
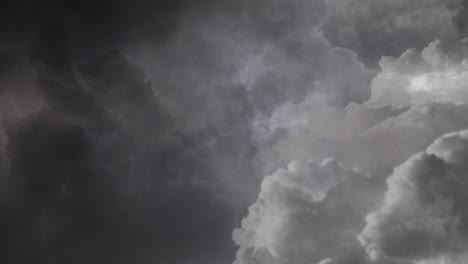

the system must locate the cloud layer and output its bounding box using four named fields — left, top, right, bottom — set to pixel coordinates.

left=2, top=0, right=468, bottom=264
left=233, top=2, right=468, bottom=263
